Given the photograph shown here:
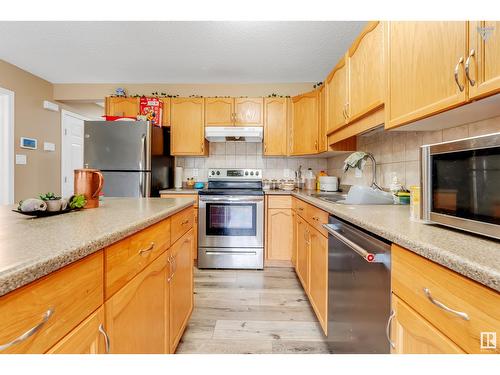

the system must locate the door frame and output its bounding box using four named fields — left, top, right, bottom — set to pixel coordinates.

left=0, top=87, right=14, bottom=205
left=60, top=109, right=89, bottom=197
